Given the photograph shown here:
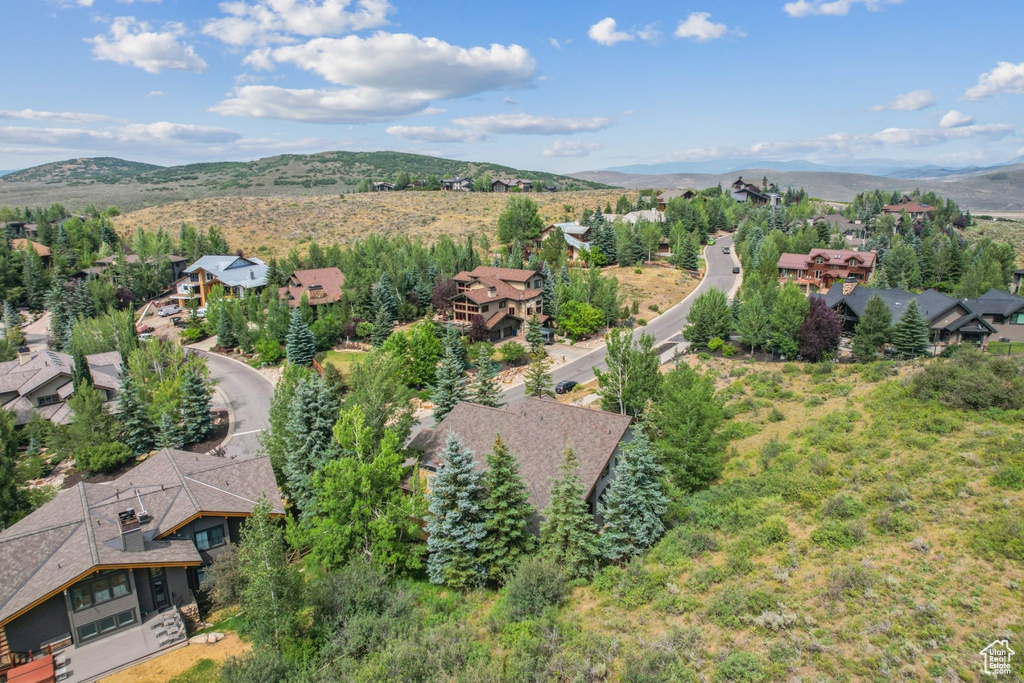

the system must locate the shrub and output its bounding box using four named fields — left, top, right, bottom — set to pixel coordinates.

left=592, top=561, right=662, bottom=609
left=205, top=551, right=243, bottom=609
left=708, top=337, right=724, bottom=352
left=698, top=352, right=711, bottom=361
left=973, top=511, right=1024, bottom=561
left=78, top=442, right=133, bottom=473
left=706, top=586, right=775, bottom=628
left=622, top=647, right=699, bottom=683
left=810, top=520, right=865, bottom=549
left=255, top=337, right=283, bottom=365
left=221, top=649, right=293, bottom=683
left=714, top=650, right=766, bottom=682
left=821, top=494, right=865, bottom=520
left=909, top=349, right=1024, bottom=410
left=649, top=527, right=719, bottom=565
left=752, top=517, right=790, bottom=547
left=825, top=564, right=875, bottom=601
left=503, top=556, right=567, bottom=622
left=180, top=327, right=206, bottom=343
left=355, top=321, right=374, bottom=338
left=648, top=304, right=659, bottom=312
left=991, top=464, right=1024, bottom=490
left=501, top=341, right=526, bottom=365
left=721, top=343, right=737, bottom=357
